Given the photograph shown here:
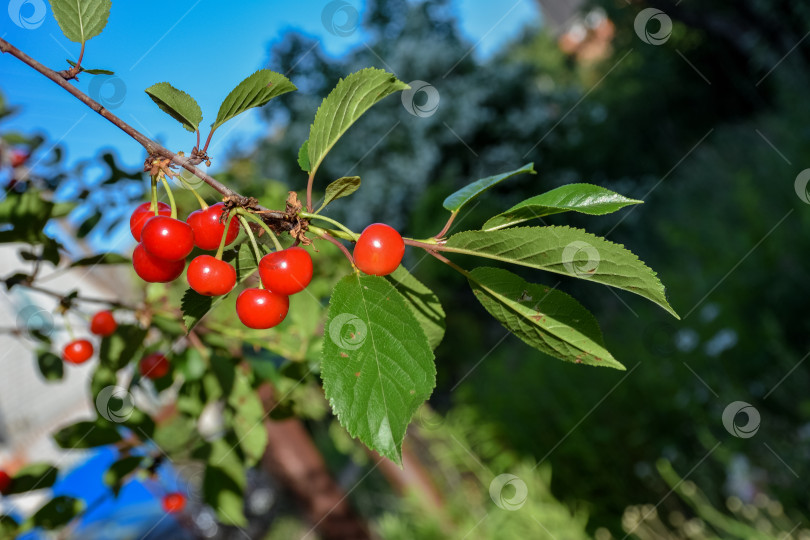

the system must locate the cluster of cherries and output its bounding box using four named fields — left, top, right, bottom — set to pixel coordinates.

left=130, top=201, right=239, bottom=285
left=129, top=198, right=407, bottom=329
left=61, top=203, right=406, bottom=363
left=61, top=310, right=171, bottom=380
